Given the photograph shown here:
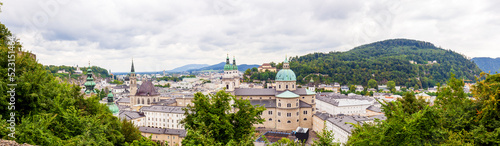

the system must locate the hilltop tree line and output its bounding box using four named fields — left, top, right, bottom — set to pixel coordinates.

left=45, top=65, right=111, bottom=79
left=286, top=39, right=481, bottom=89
